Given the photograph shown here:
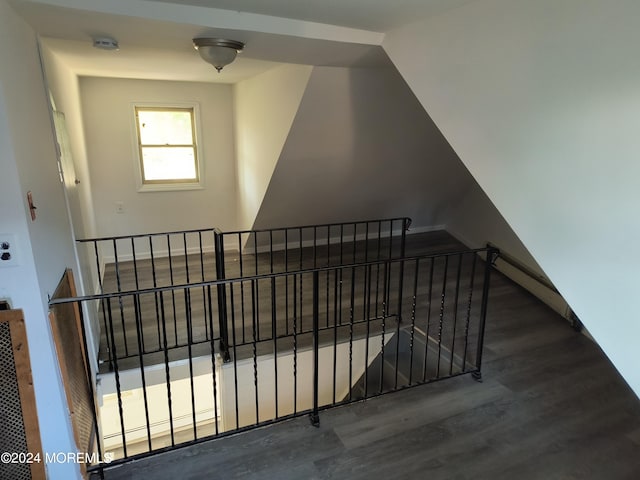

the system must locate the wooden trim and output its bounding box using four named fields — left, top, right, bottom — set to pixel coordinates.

left=0, top=309, right=46, bottom=480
